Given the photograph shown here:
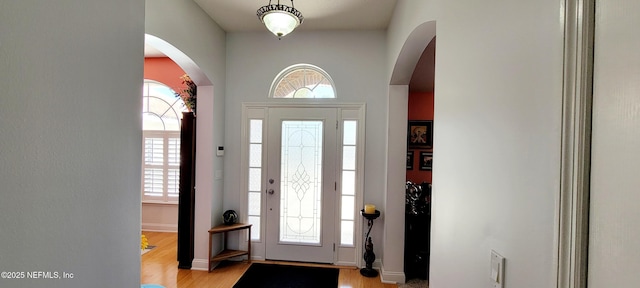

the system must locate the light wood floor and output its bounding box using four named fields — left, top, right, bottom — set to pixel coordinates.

left=141, top=231, right=398, bottom=288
